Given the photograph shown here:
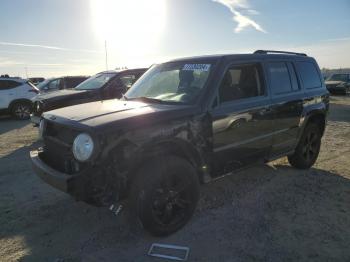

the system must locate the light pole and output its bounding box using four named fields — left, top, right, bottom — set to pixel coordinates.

left=105, top=40, right=108, bottom=70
